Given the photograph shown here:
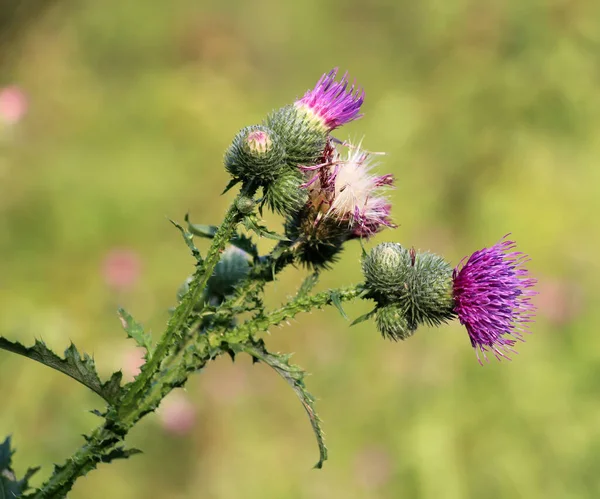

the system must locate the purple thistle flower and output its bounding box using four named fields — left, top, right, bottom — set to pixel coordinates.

left=295, top=68, right=365, bottom=131
left=452, top=236, right=537, bottom=364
